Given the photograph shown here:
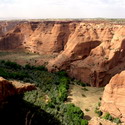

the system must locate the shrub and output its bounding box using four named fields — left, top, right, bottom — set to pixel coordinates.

left=61, top=104, right=87, bottom=125
left=82, top=87, right=88, bottom=91
left=0, top=60, right=5, bottom=64
left=102, top=113, right=111, bottom=120
left=4, top=60, right=22, bottom=70
left=95, top=107, right=102, bottom=117
left=102, top=113, right=121, bottom=124
left=113, top=118, right=121, bottom=124
left=81, top=119, right=88, bottom=125
left=98, top=102, right=101, bottom=107
left=24, top=64, right=35, bottom=70
left=75, top=80, right=90, bottom=87
left=56, top=70, right=68, bottom=77
left=99, top=97, right=102, bottom=100
left=85, top=108, right=90, bottom=112
left=82, top=94, right=86, bottom=97
left=36, top=65, right=47, bottom=71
